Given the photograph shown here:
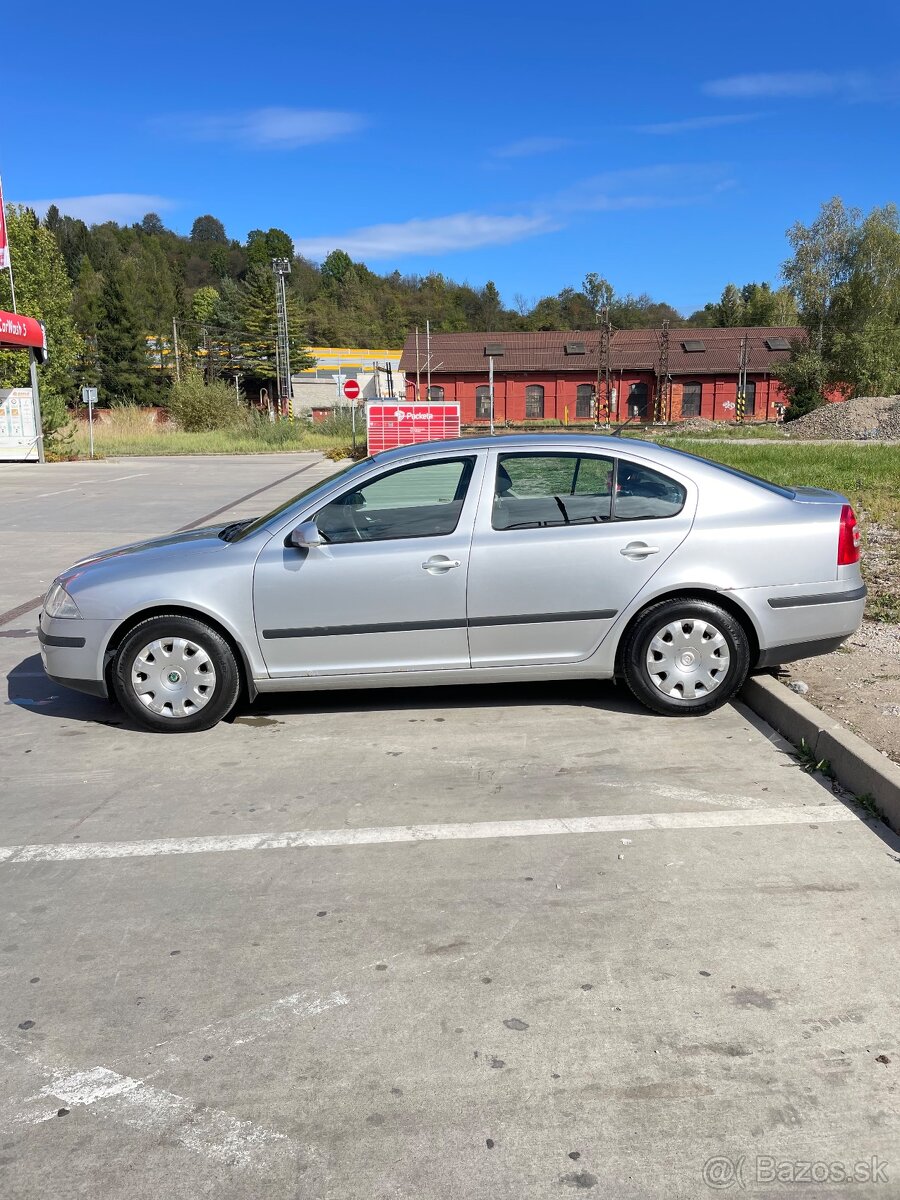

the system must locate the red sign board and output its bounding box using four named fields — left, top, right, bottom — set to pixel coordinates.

left=366, top=403, right=461, bottom=453
left=0, top=310, right=47, bottom=353
left=343, top=379, right=360, bottom=401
